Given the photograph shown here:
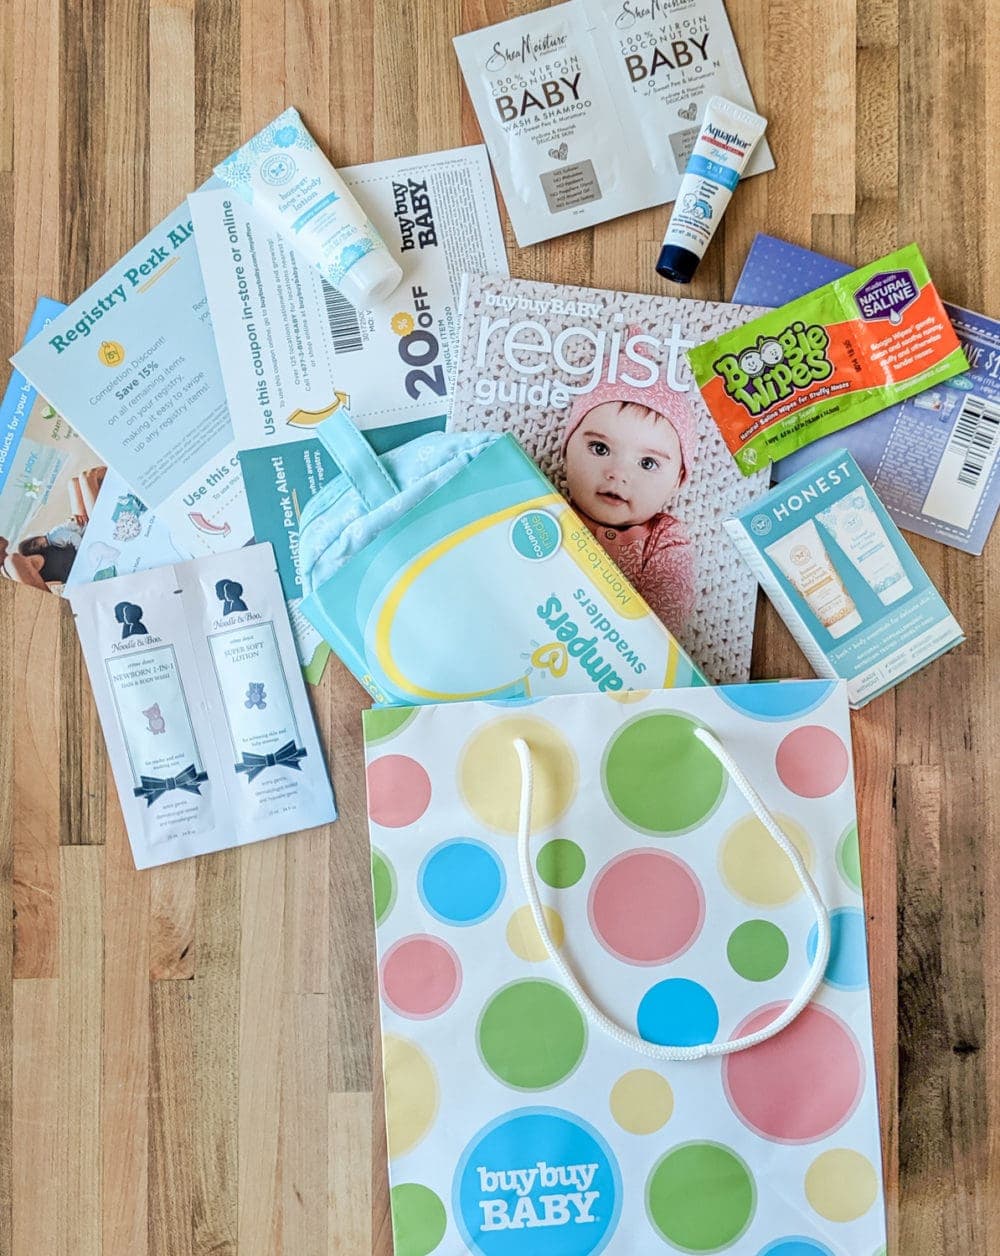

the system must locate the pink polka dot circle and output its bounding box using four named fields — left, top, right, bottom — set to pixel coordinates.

left=723, top=1001, right=865, bottom=1143
left=380, top=934, right=462, bottom=1020
left=776, top=725, right=850, bottom=798
left=366, top=755, right=432, bottom=827
left=589, top=849, right=705, bottom=966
